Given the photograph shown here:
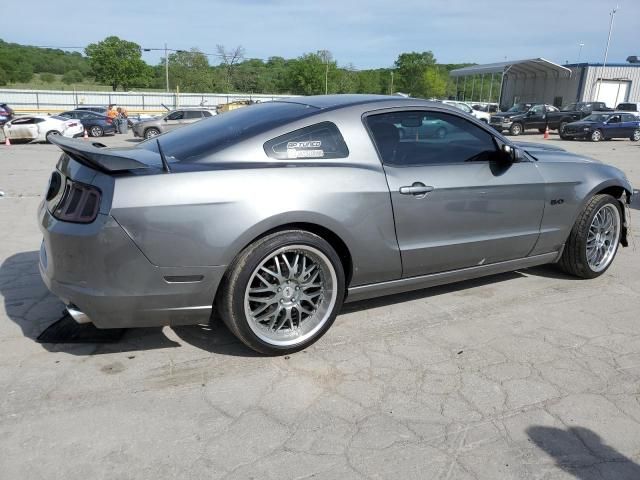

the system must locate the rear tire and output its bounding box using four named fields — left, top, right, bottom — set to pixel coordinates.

left=90, top=126, right=104, bottom=137
left=217, top=230, right=345, bottom=355
left=144, top=128, right=160, bottom=139
left=45, top=130, right=60, bottom=143
left=559, top=194, right=622, bottom=279
left=631, top=129, right=640, bottom=142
